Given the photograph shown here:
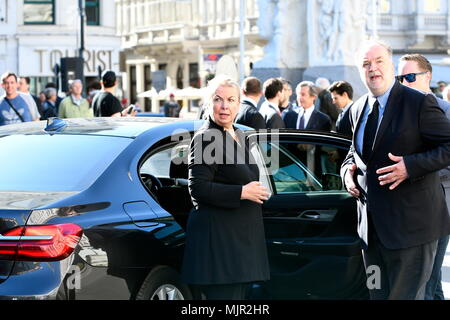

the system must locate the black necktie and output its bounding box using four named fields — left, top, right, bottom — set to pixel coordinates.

left=362, top=100, right=380, bottom=162
left=298, top=113, right=305, bottom=129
